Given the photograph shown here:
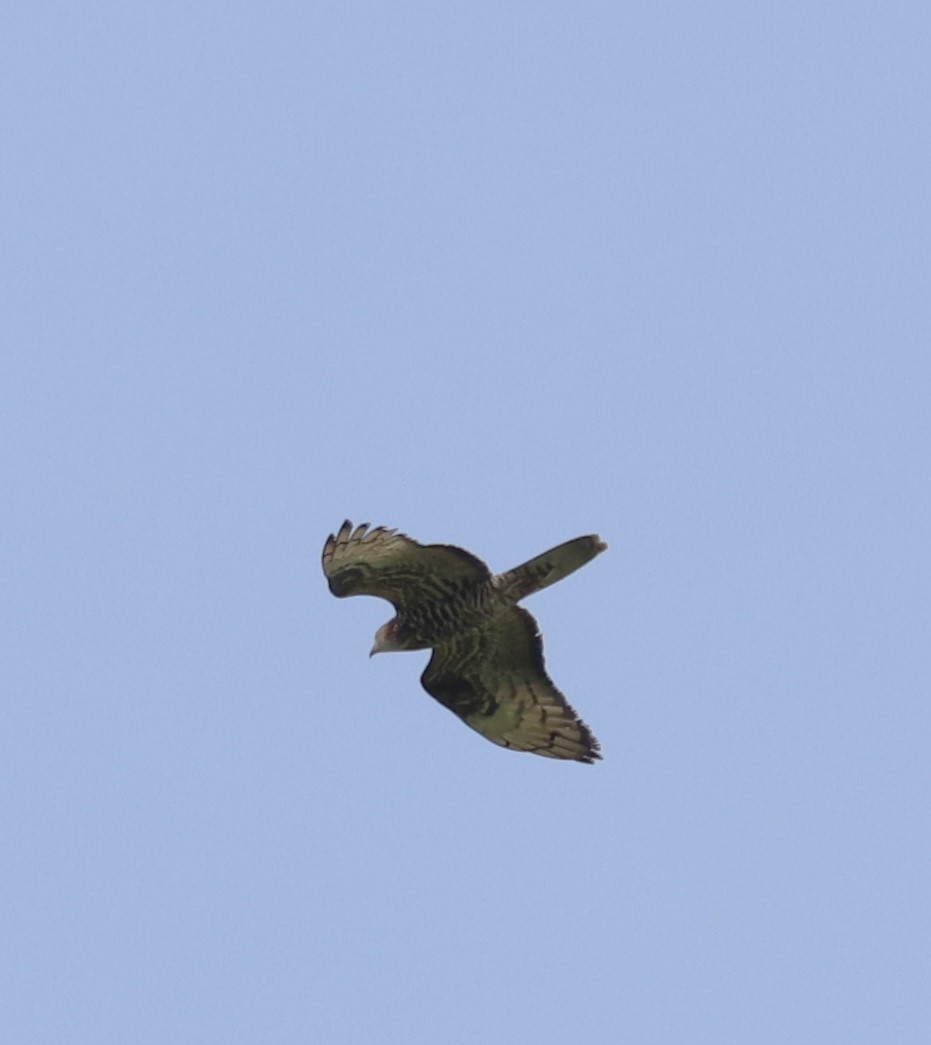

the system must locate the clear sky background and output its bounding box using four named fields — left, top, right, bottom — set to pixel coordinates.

left=3, top=4, right=929, bottom=1043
